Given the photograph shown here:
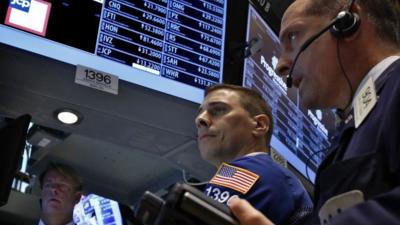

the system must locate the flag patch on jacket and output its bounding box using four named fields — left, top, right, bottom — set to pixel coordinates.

left=210, top=163, right=259, bottom=194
